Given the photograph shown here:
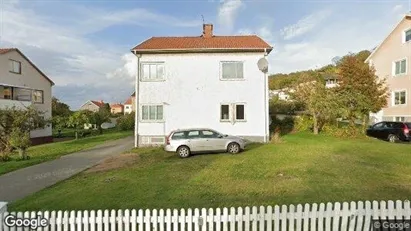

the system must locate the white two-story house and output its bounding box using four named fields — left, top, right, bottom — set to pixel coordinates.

left=131, top=24, right=273, bottom=146
left=0, top=48, right=54, bottom=145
